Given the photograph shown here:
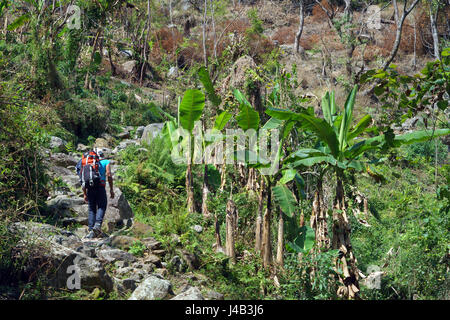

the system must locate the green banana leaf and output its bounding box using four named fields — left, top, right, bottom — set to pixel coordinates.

left=273, top=184, right=297, bottom=218
left=198, top=66, right=221, bottom=107
left=179, top=89, right=205, bottom=132
left=296, top=113, right=339, bottom=158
